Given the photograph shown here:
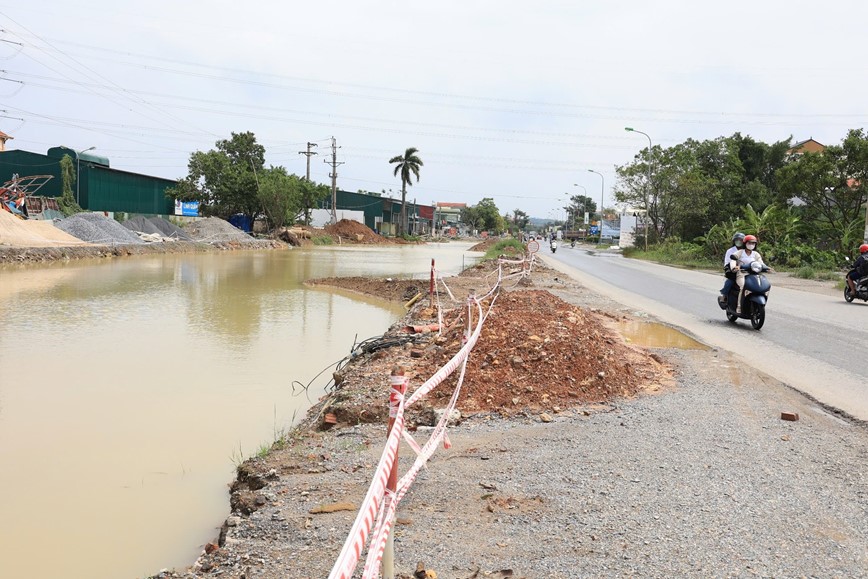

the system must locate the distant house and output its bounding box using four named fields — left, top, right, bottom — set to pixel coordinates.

left=787, top=138, right=825, bottom=156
